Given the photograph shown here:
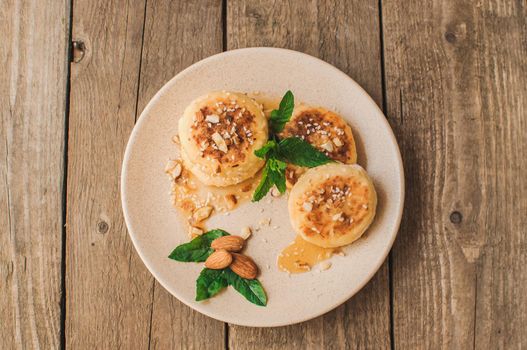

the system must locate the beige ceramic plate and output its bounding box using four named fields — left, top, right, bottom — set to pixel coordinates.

left=121, top=48, right=404, bottom=327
